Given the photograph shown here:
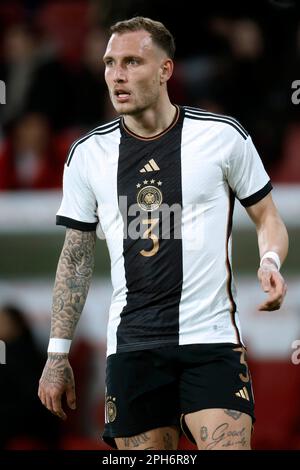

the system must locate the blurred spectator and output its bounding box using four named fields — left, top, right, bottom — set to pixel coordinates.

left=0, top=23, right=73, bottom=131
left=0, top=113, right=64, bottom=190
left=194, top=17, right=288, bottom=174
left=68, top=27, right=110, bottom=129
left=0, top=304, right=61, bottom=449
left=223, top=19, right=285, bottom=174
left=0, top=23, right=38, bottom=127
left=36, top=0, right=89, bottom=66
